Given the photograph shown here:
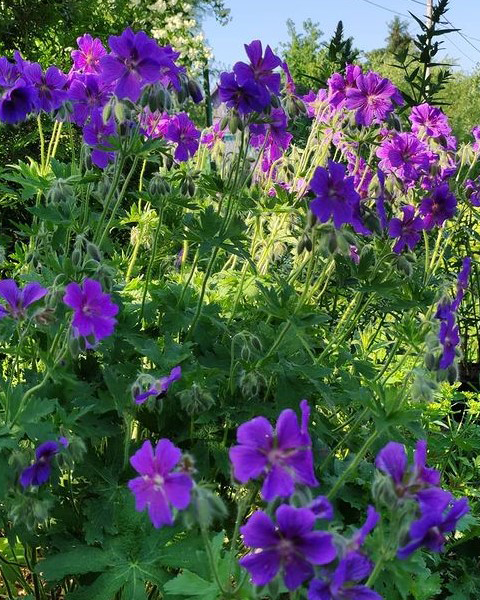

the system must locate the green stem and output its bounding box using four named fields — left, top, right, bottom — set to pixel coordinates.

left=178, top=249, right=199, bottom=306
left=37, top=115, right=45, bottom=172
left=200, top=525, right=229, bottom=596
left=186, top=246, right=220, bottom=339
left=139, top=207, right=164, bottom=322
left=327, top=430, right=379, bottom=500
left=97, top=156, right=139, bottom=247
left=94, top=154, right=126, bottom=242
